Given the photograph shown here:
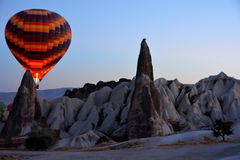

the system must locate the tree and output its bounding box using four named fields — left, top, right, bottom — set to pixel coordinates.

left=212, top=119, right=233, bottom=141
left=0, top=101, right=5, bottom=121
left=25, top=124, right=57, bottom=151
